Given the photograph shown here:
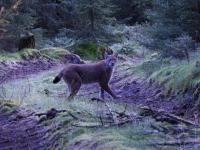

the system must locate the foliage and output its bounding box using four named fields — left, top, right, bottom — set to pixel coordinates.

left=0, top=48, right=40, bottom=61
left=0, top=0, right=38, bottom=51
left=132, top=52, right=170, bottom=77
left=145, top=0, right=200, bottom=57
left=163, top=35, right=195, bottom=60
left=74, top=0, right=116, bottom=39
left=113, top=0, right=152, bottom=25
left=1, top=0, right=37, bottom=36
left=149, top=62, right=200, bottom=93
left=36, top=0, right=76, bottom=33
left=73, top=43, right=107, bottom=60
left=0, top=47, right=68, bottom=61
